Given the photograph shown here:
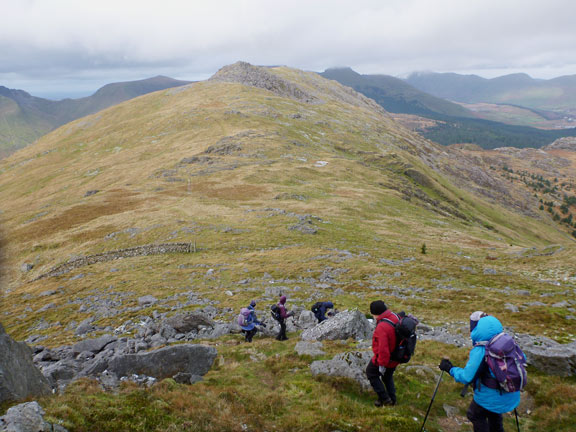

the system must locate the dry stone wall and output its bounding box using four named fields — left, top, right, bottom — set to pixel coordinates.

left=34, top=243, right=193, bottom=281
